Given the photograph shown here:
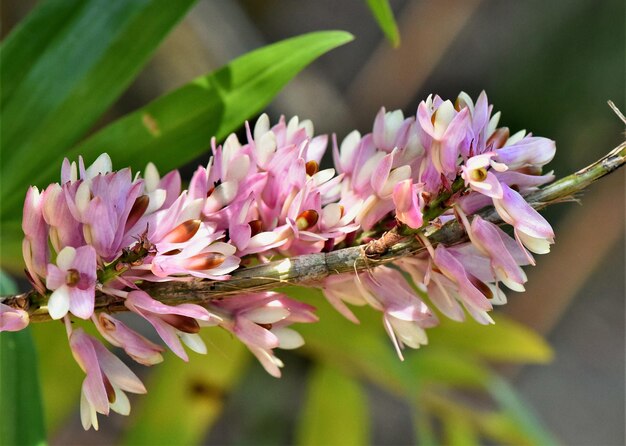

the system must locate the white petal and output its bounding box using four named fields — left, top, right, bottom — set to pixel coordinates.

left=487, top=111, right=501, bottom=137
left=487, top=283, right=509, bottom=304
left=321, top=203, right=342, bottom=228
left=389, top=317, right=428, bottom=349
left=300, top=119, right=314, bottom=138
left=56, top=246, right=77, bottom=270
left=380, top=165, right=412, bottom=197
left=517, top=231, right=552, bottom=254
left=179, top=332, right=207, bottom=354
left=144, top=162, right=160, bottom=192
left=339, top=130, right=361, bottom=168
left=226, top=155, right=250, bottom=182
left=254, top=113, right=270, bottom=141
left=179, top=198, right=204, bottom=222
left=48, top=286, right=71, bottom=320
left=312, top=168, right=335, bottom=186
left=433, top=100, right=455, bottom=136
left=287, top=116, right=300, bottom=139
left=85, top=153, right=112, bottom=179
left=146, top=189, right=167, bottom=214
left=272, top=327, right=304, bottom=350
left=495, top=269, right=525, bottom=293
left=109, top=387, right=130, bottom=416
left=75, top=181, right=92, bottom=217
left=245, top=306, right=289, bottom=324
left=80, top=391, right=99, bottom=431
